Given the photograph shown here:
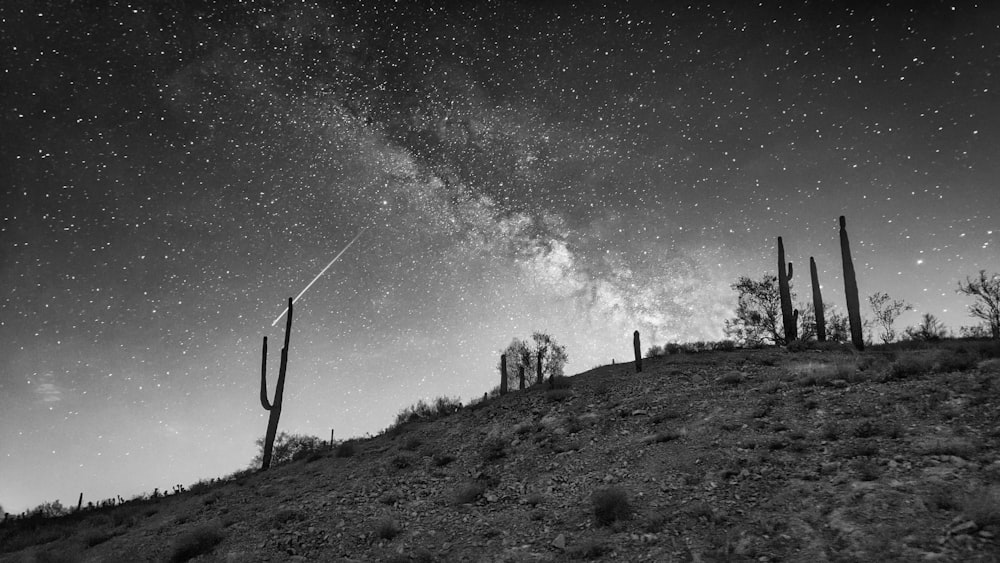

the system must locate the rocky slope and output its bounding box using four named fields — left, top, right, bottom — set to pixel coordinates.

left=3, top=345, right=1000, bottom=562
